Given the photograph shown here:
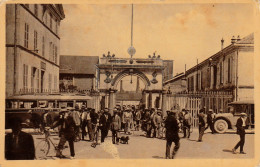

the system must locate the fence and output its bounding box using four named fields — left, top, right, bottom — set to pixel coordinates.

left=167, top=91, right=234, bottom=127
